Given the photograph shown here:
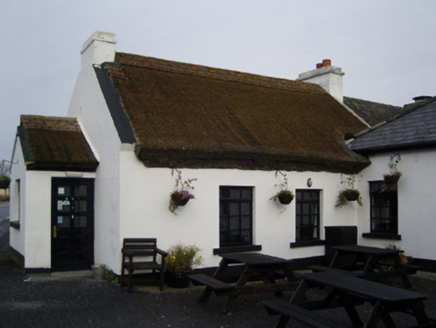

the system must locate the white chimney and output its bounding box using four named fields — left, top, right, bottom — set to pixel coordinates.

left=80, top=31, right=116, bottom=69
left=297, top=59, right=344, bottom=102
